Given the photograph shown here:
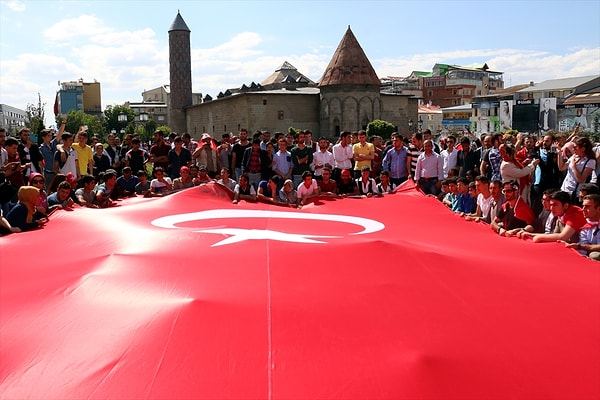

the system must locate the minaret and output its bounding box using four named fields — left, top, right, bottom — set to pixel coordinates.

left=168, top=11, right=192, bottom=133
